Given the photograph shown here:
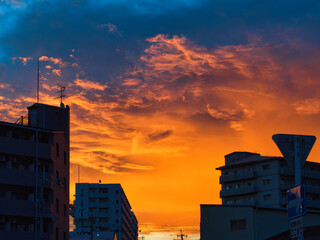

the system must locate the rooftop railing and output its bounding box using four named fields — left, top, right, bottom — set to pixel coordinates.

left=14, top=114, right=28, bottom=126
